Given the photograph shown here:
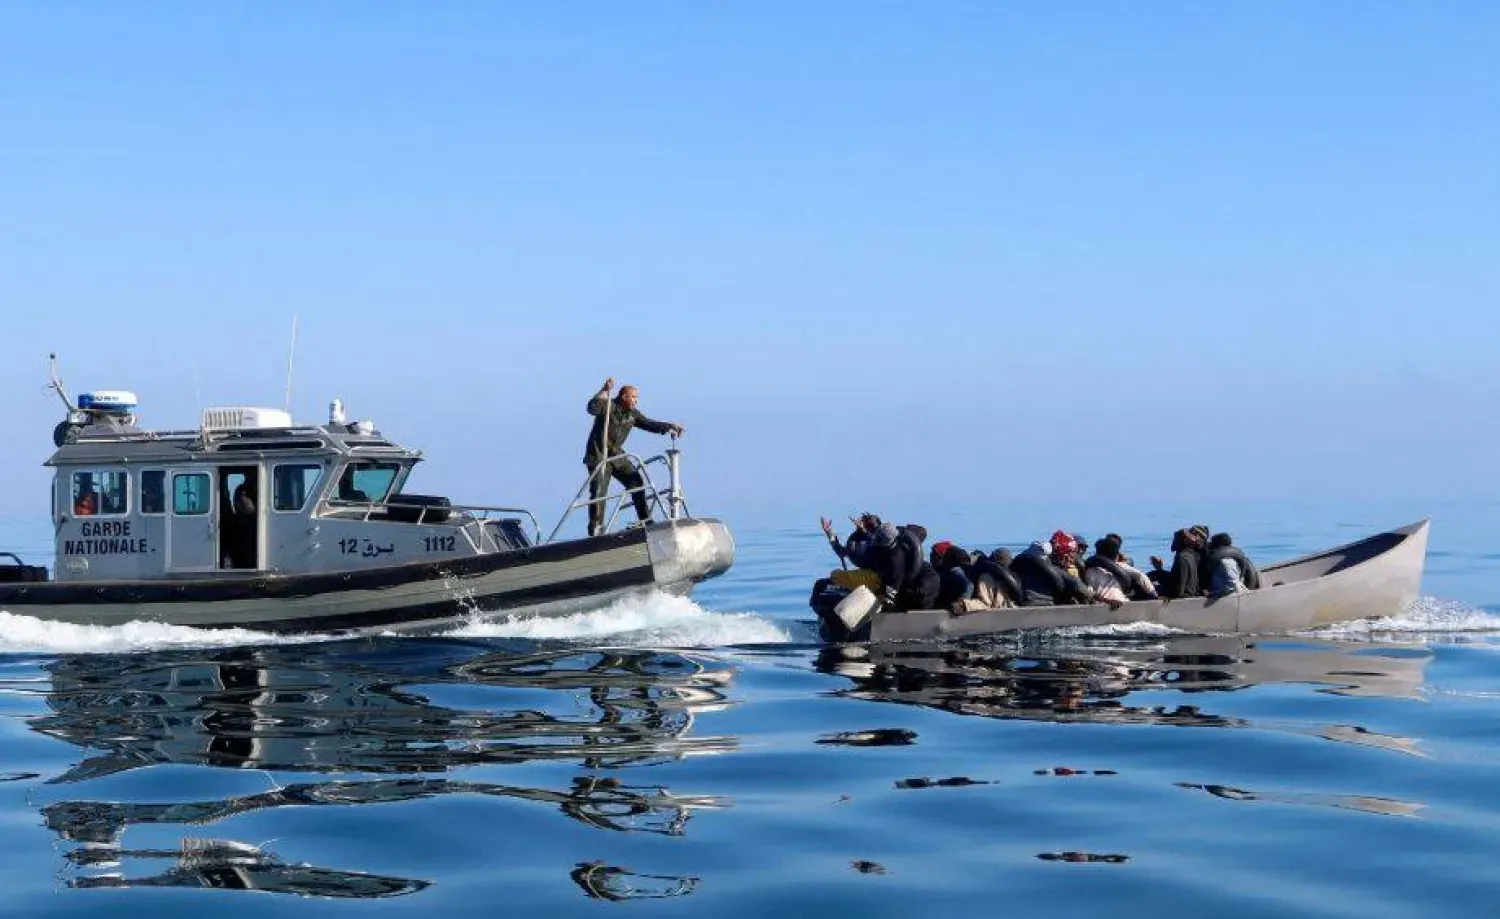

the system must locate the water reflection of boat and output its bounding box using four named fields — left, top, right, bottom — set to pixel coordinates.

left=570, top=861, right=700, bottom=901
left=815, top=635, right=1432, bottom=731
left=29, top=640, right=736, bottom=899
left=67, top=837, right=430, bottom=898
left=35, top=642, right=737, bottom=780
